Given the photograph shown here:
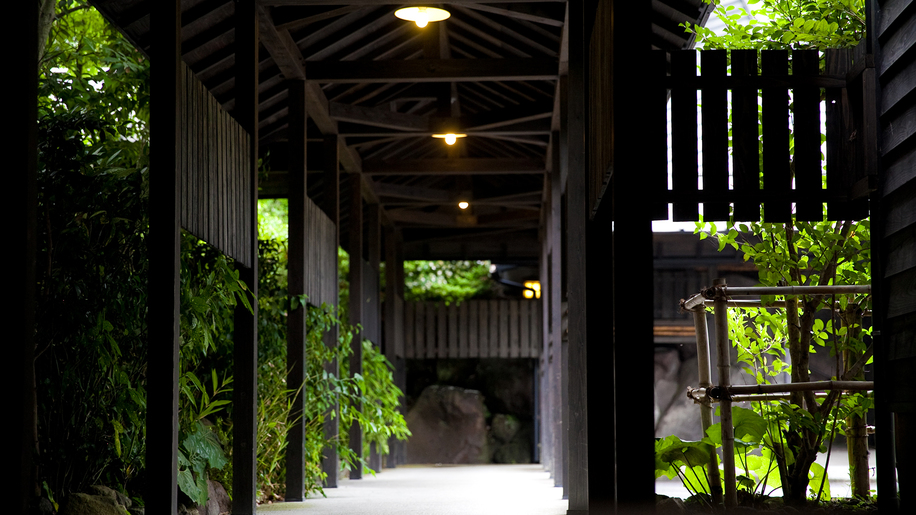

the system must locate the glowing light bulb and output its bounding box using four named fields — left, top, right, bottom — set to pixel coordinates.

left=432, top=132, right=465, bottom=144
left=458, top=201, right=469, bottom=210
left=415, top=7, right=429, bottom=27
